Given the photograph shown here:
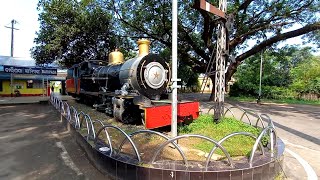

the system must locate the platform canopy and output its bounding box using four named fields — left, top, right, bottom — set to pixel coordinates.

left=0, top=55, right=66, bottom=81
